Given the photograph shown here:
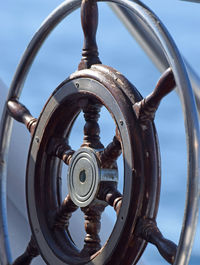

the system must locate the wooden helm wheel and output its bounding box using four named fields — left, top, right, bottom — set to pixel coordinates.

left=25, top=64, right=161, bottom=264
left=0, top=0, right=199, bottom=265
